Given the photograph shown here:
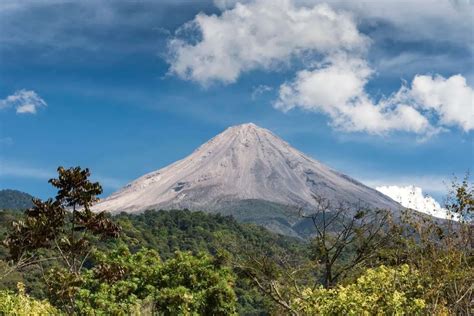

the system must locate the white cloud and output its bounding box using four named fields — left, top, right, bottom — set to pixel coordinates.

left=409, top=74, right=474, bottom=132
left=167, top=0, right=368, bottom=85
left=275, top=55, right=435, bottom=135
left=0, top=89, right=47, bottom=114
left=213, top=0, right=474, bottom=50
left=376, top=185, right=460, bottom=221
left=276, top=56, right=371, bottom=113
left=251, top=84, right=273, bottom=100
left=275, top=54, right=473, bottom=135
left=171, top=0, right=473, bottom=136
